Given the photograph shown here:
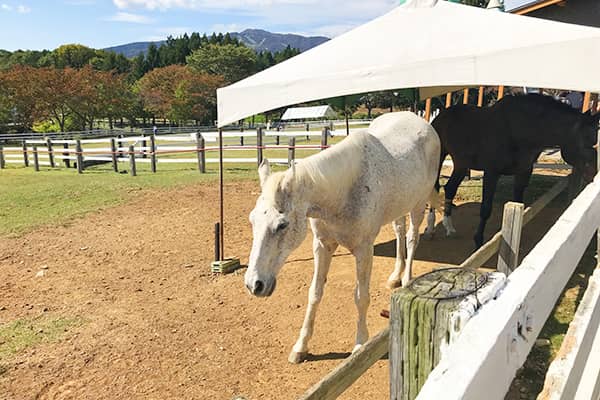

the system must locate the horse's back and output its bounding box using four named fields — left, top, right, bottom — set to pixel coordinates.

left=363, top=112, right=441, bottom=220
